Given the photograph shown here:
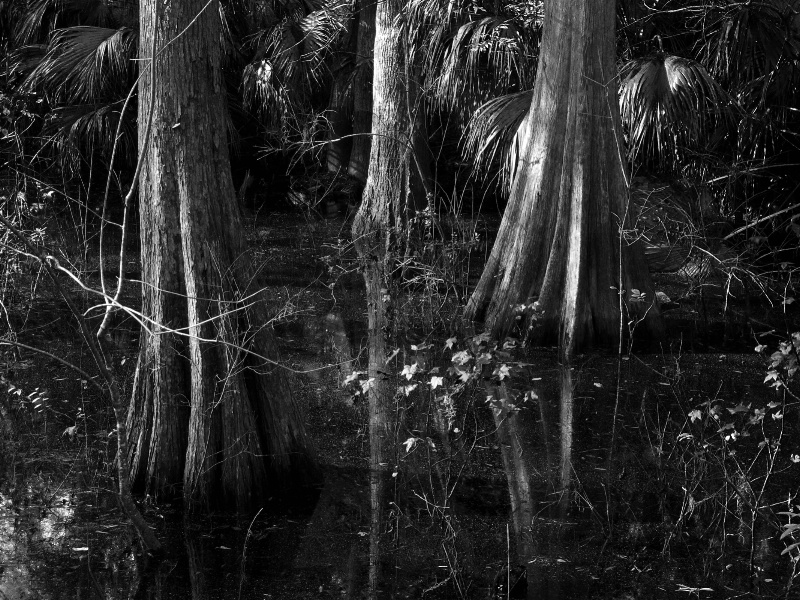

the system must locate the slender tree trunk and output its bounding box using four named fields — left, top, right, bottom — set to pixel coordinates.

left=352, top=0, right=426, bottom=591
left=464, top=0, right=662, bottom=356
left=126, top=2, right=190, bottom=497
left=347, top=0, right=376, bottom=183
left=131, top=0, right=318, bottom=511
